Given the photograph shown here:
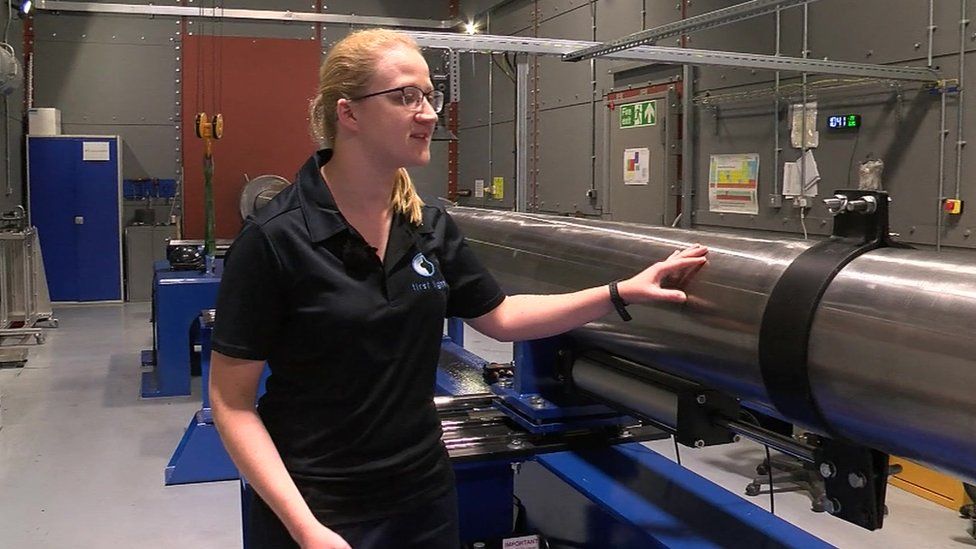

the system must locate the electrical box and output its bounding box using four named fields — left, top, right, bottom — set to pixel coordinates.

left=28, top=108, right=62, bottom=136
